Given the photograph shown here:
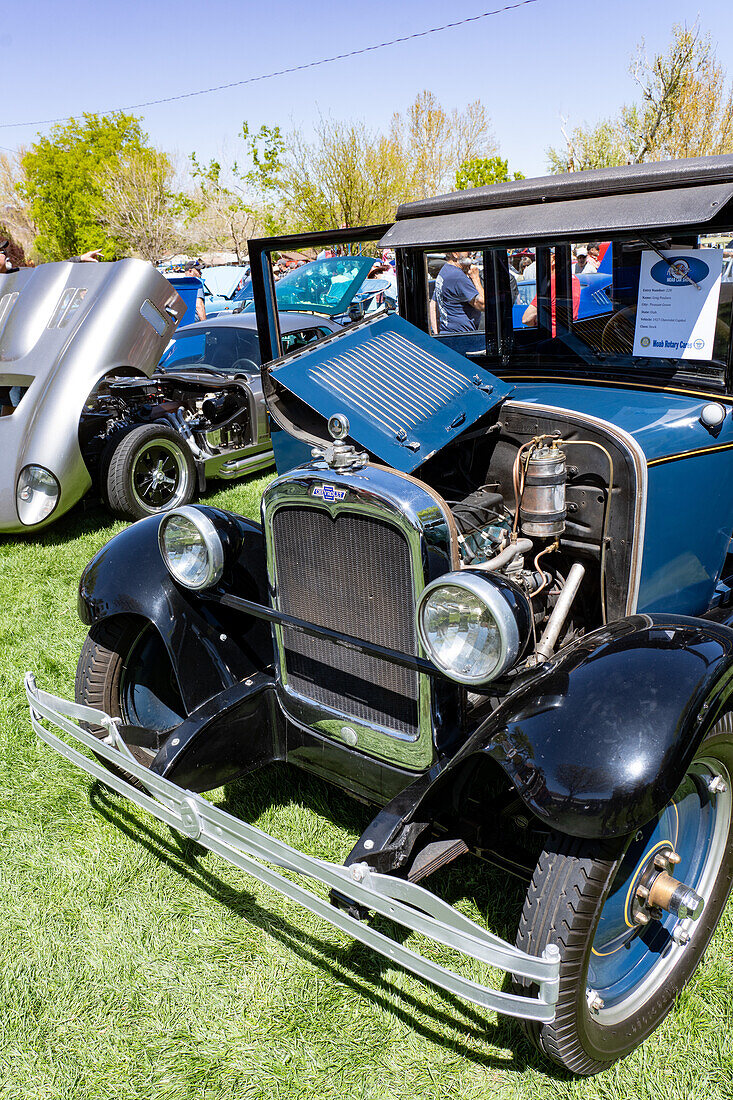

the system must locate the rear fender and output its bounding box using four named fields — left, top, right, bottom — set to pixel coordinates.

left=78, top=507, right=272, bottom=713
